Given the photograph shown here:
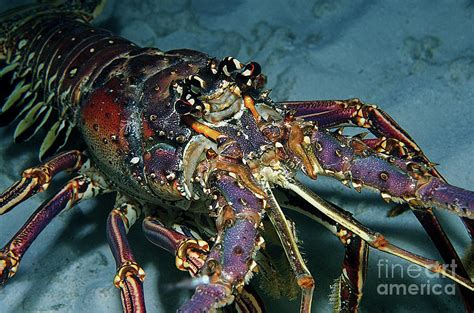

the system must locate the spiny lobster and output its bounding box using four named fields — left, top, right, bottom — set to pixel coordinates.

left=0, top=1, right=473, bottom=312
